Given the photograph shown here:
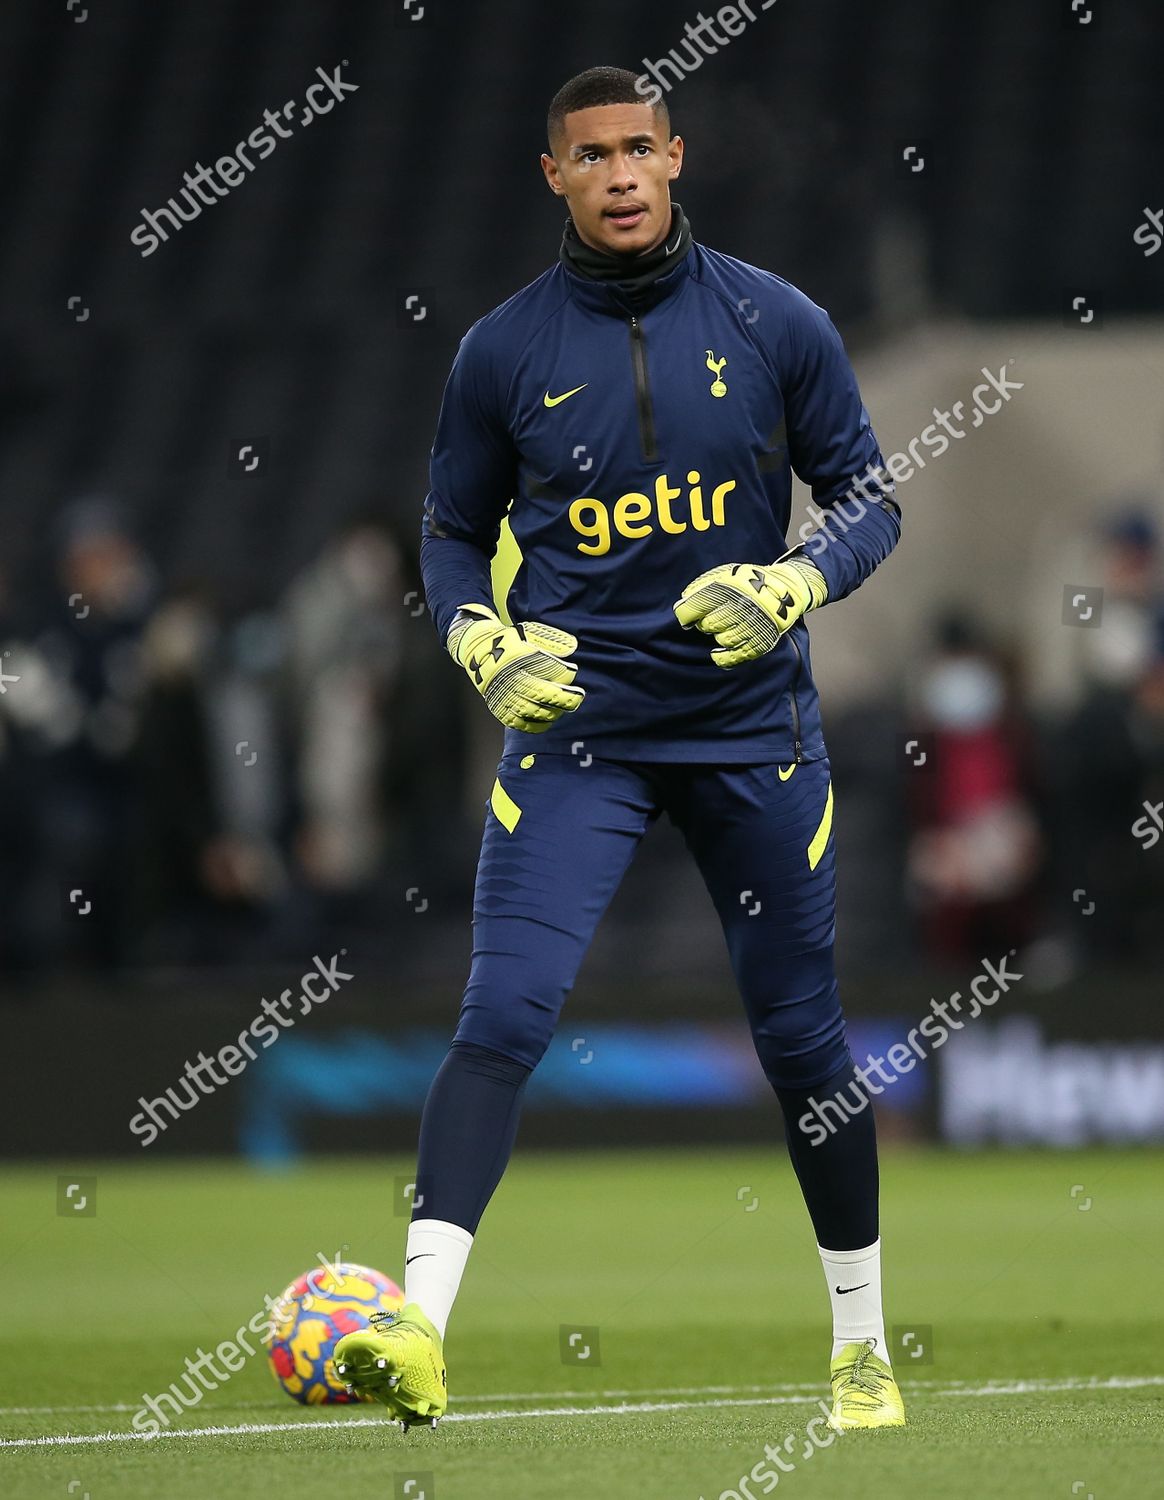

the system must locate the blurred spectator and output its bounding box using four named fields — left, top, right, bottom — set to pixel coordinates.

left=205, top=609, right=289, bottom=910
left=281, top=516, right=403, bottom=900
left=132, top=586, right=284, bottom=963
left=1051, top=512, right=1164, bottom=959
left=905, top=615, right=1043, bottom=960
left=31, top=498, right=156, bottom=973
left=0, top=564, right=45, bottom=977
left=1076, top=511, right=1163, bottom=694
